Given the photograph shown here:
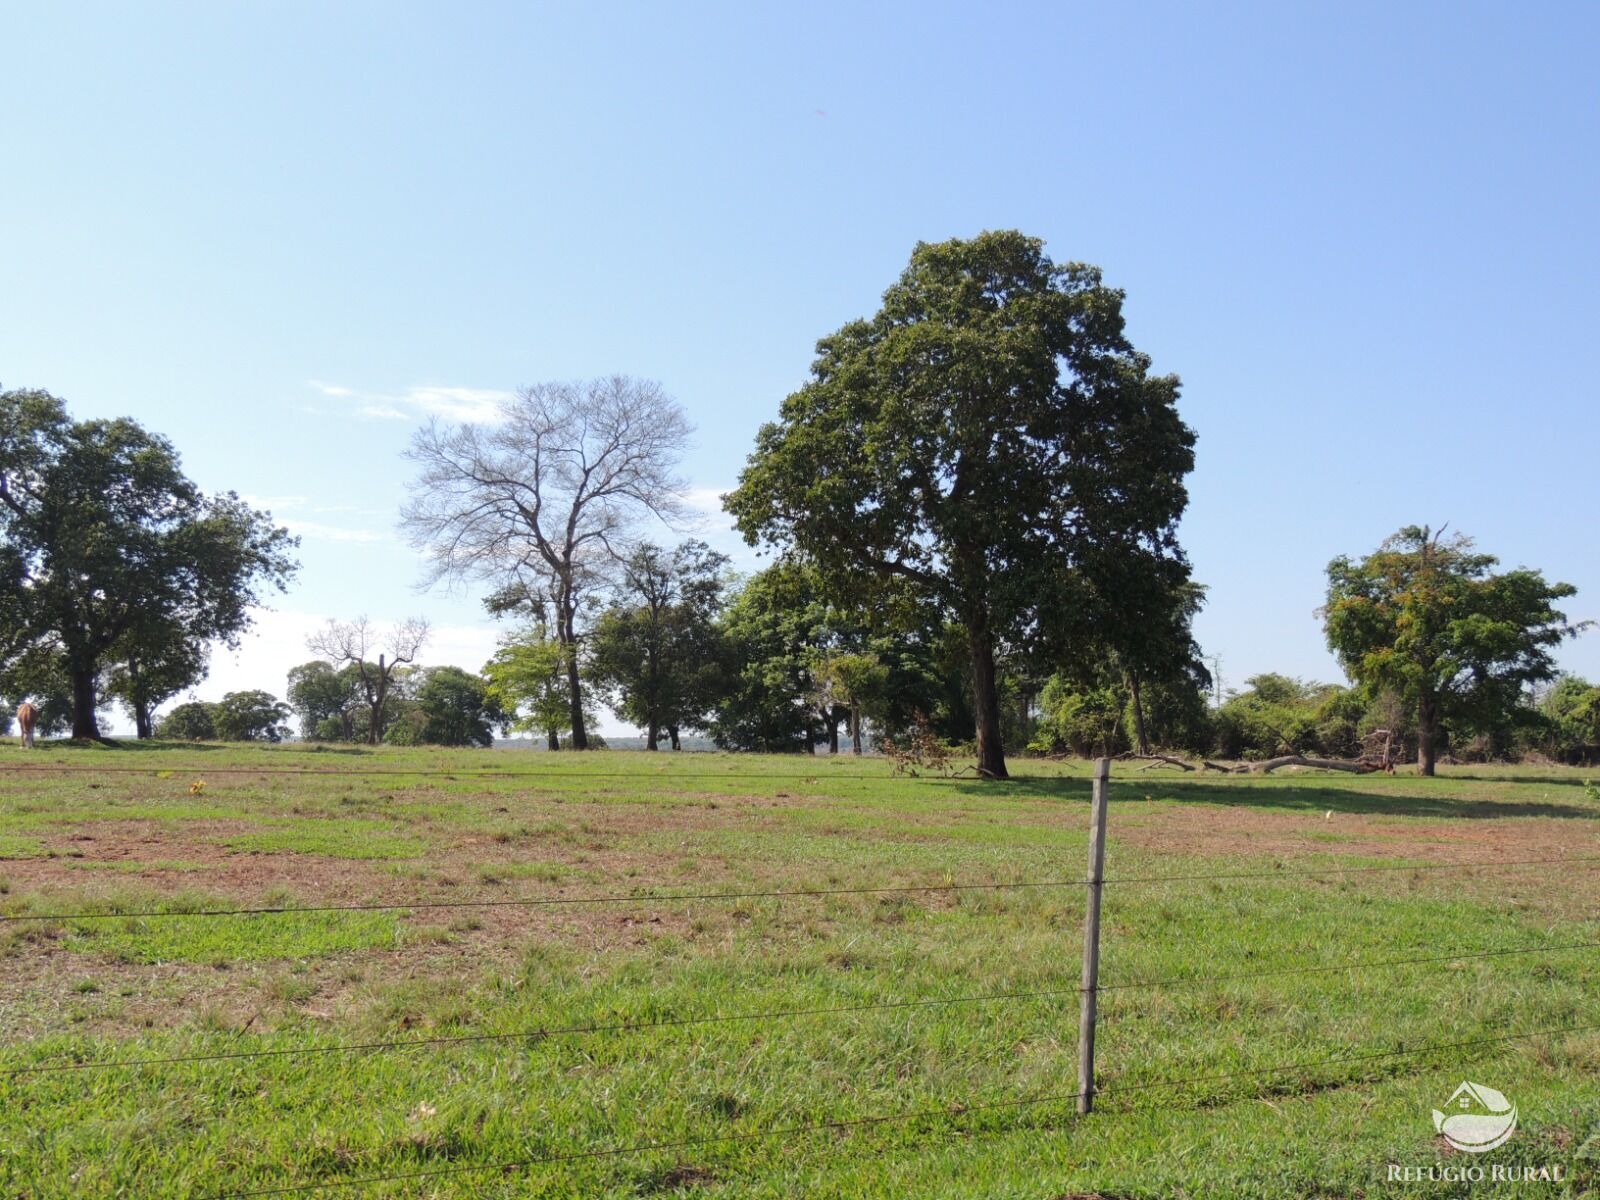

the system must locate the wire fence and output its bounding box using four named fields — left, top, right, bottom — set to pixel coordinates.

left=200, top=1021, right=1600, bottom=1199
left=8, top=936, right=1598, bottom=1080
left=4, top=757, right=1596, bottom=1194
left=2, top=851, right=1595, bottom=925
